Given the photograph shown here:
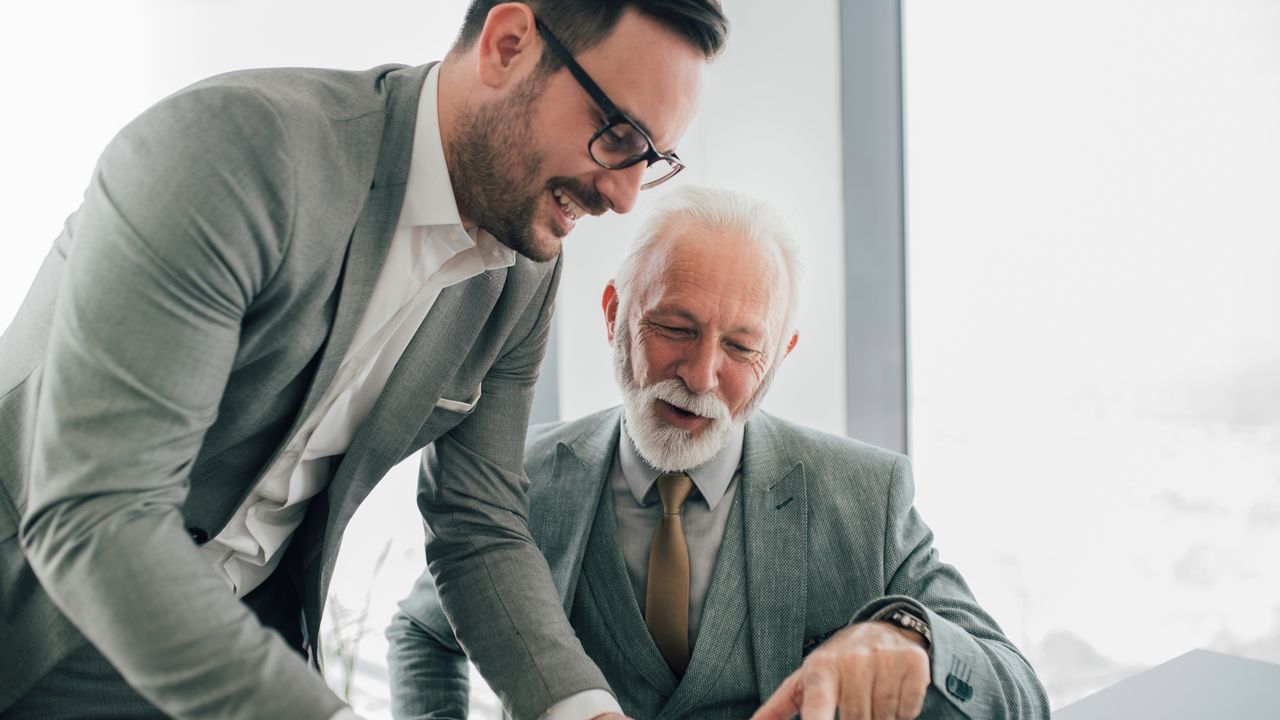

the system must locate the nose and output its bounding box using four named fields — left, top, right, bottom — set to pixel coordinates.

left=595, top=162, right=646, bottom=215
left=677, top=336, right=720, bottom=396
